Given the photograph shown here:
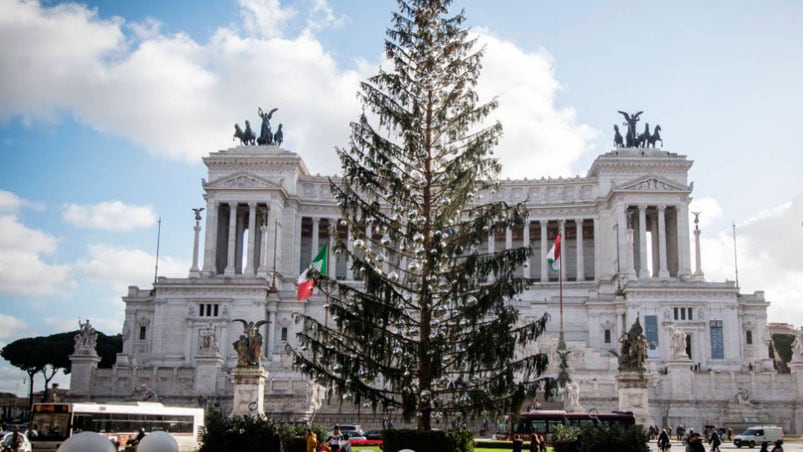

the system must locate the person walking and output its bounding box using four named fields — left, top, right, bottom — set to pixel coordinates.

left=305, top=429, right=317, bottom=452
left=658, top=429, right=671, bottom=452
left=709, top=430, right=721, bottom=452
left=687, top=433, right=705, bottom=452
